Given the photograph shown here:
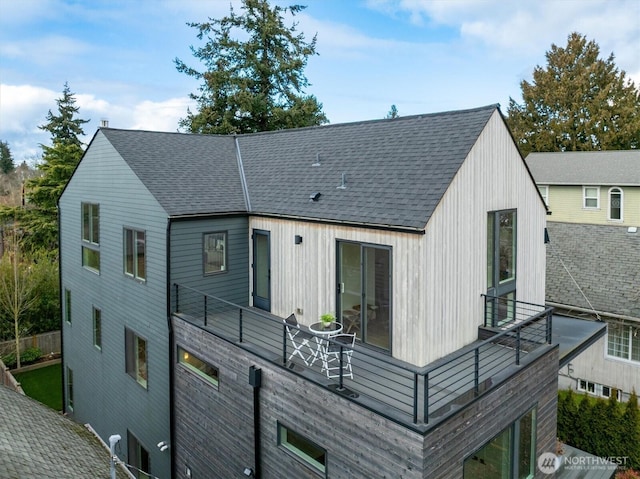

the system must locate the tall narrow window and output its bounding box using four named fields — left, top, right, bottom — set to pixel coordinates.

left=583, top=186, right=599, bottom=209
left=487, top=210, right=517, bottom=326
left=65, top=289, right=72, bottom=324
left=81, top=203, right=100, bottom=272
left=127, top=431, right=151, bottom=479
left=608, top=187, right=623, bottom=221
left=124, top=228, right=146, bottom=280
left=126, top=328, right=148, bottom=388
left=204, top=232, right=227, bottom=274
left=93, top=307, right=102, bottom=350
left=66, top=366, right=74, bottom=411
